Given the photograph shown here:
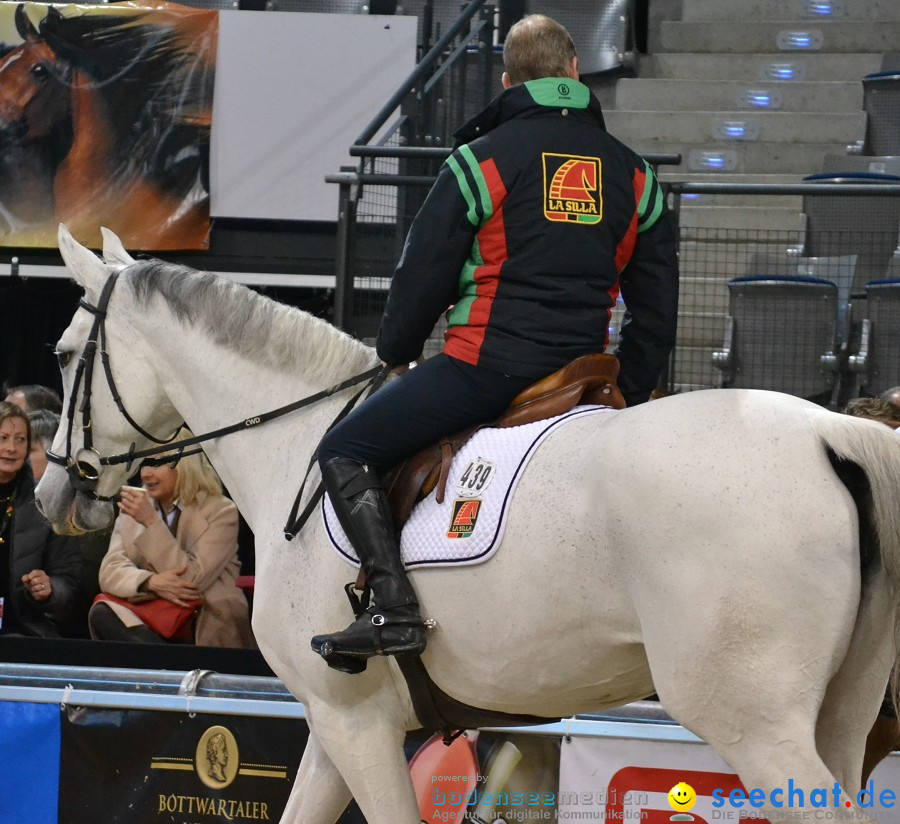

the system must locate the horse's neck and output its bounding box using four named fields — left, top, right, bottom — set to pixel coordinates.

left=145, top=305, right=376, bottom=537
